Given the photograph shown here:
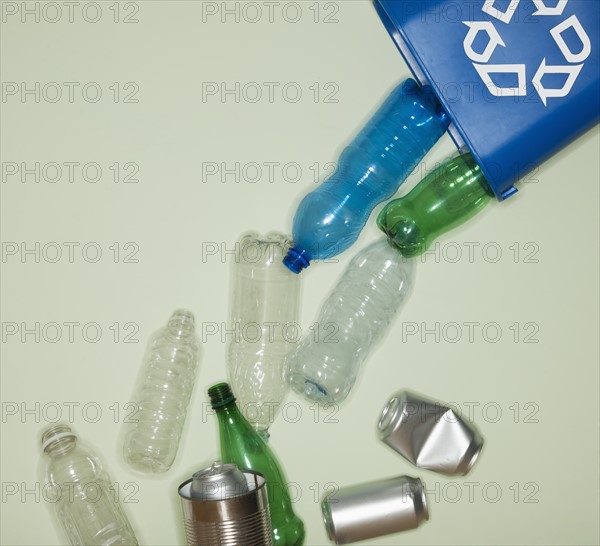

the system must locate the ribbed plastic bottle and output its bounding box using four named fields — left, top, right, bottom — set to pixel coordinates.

left=40, top=424, right=139, bottom=546
left=283, top=78, right=449, bottom=273
left=286, top=239, right=415, bottom=405
left=123, top=309, right=201, bottom=473
left=377, top=151, right=494, bottom=257
left=227, top=232, right=301, bottom=437
left=208, top=383, right=305, bottom=546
